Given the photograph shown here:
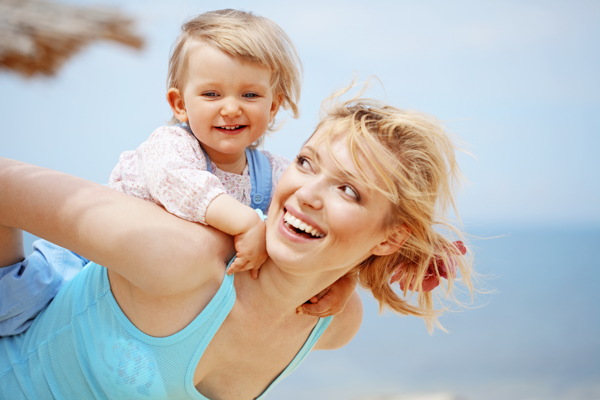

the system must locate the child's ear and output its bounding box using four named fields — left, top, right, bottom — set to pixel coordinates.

left=269, top=94, right=284, bottom=123
left=167, top=88, right=188, bottom=122
left=371, top=225, right=410, bottom=256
